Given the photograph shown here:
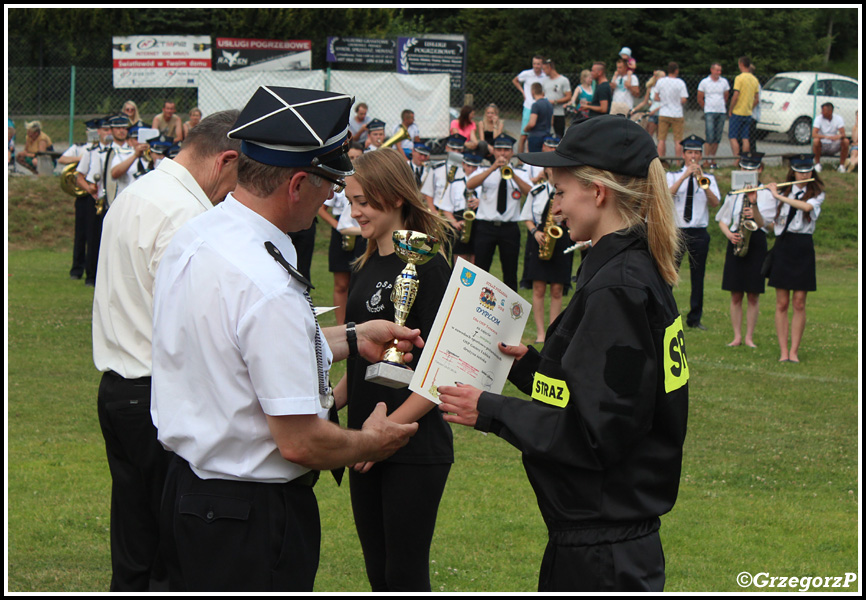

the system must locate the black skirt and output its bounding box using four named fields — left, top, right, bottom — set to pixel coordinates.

left=722, top=229, right=767, bottom=294
left=768, top=233, right=816, bottom=292
left=520, top=228, right=575, bottom=291
left=328, top=227, right=367, bottom=273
